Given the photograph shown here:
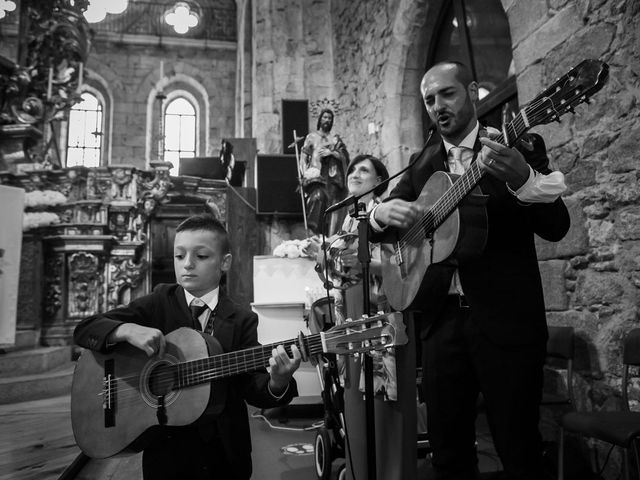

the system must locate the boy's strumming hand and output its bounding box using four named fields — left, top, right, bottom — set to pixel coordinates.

left=109, top=323, right=166, bottom=357
left=268, top=344, right=302, bottom=395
